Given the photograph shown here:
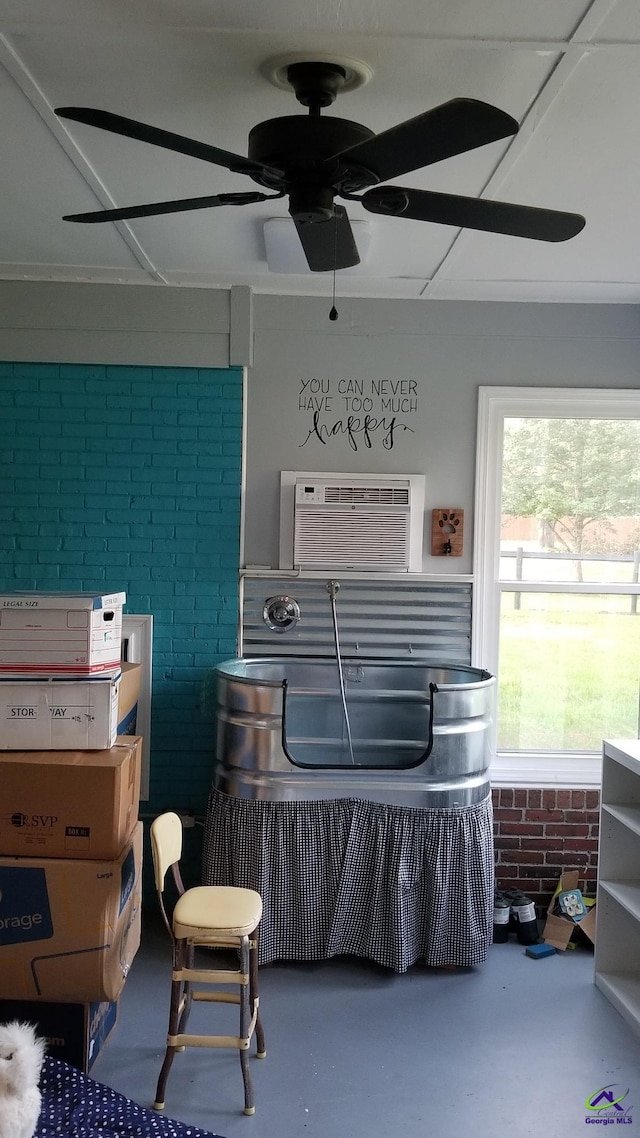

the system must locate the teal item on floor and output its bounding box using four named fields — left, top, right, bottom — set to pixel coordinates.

left=526, top=942, right=557, bottom=959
